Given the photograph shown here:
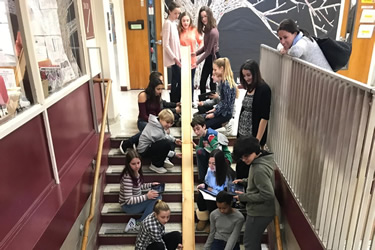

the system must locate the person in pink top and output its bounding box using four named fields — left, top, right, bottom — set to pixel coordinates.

left=162, top=2, right=181, bottom=102
left=178, top=12, right=202, bottom=101
left=195, top=6, right=220, bottom=95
